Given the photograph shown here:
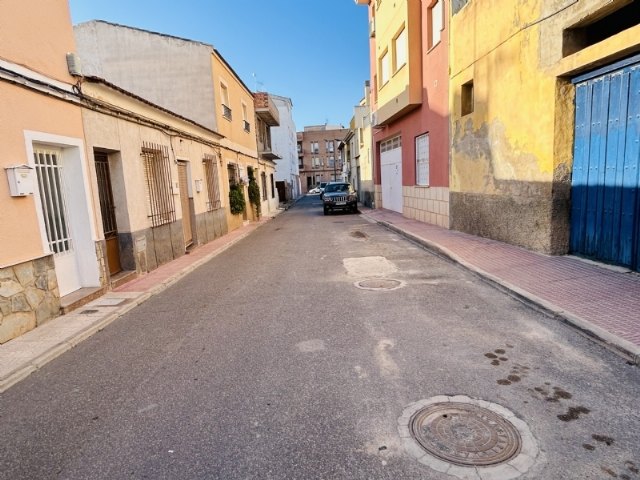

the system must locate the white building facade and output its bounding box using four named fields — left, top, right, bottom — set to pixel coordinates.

left=269, top=95, right=300, bottom=201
